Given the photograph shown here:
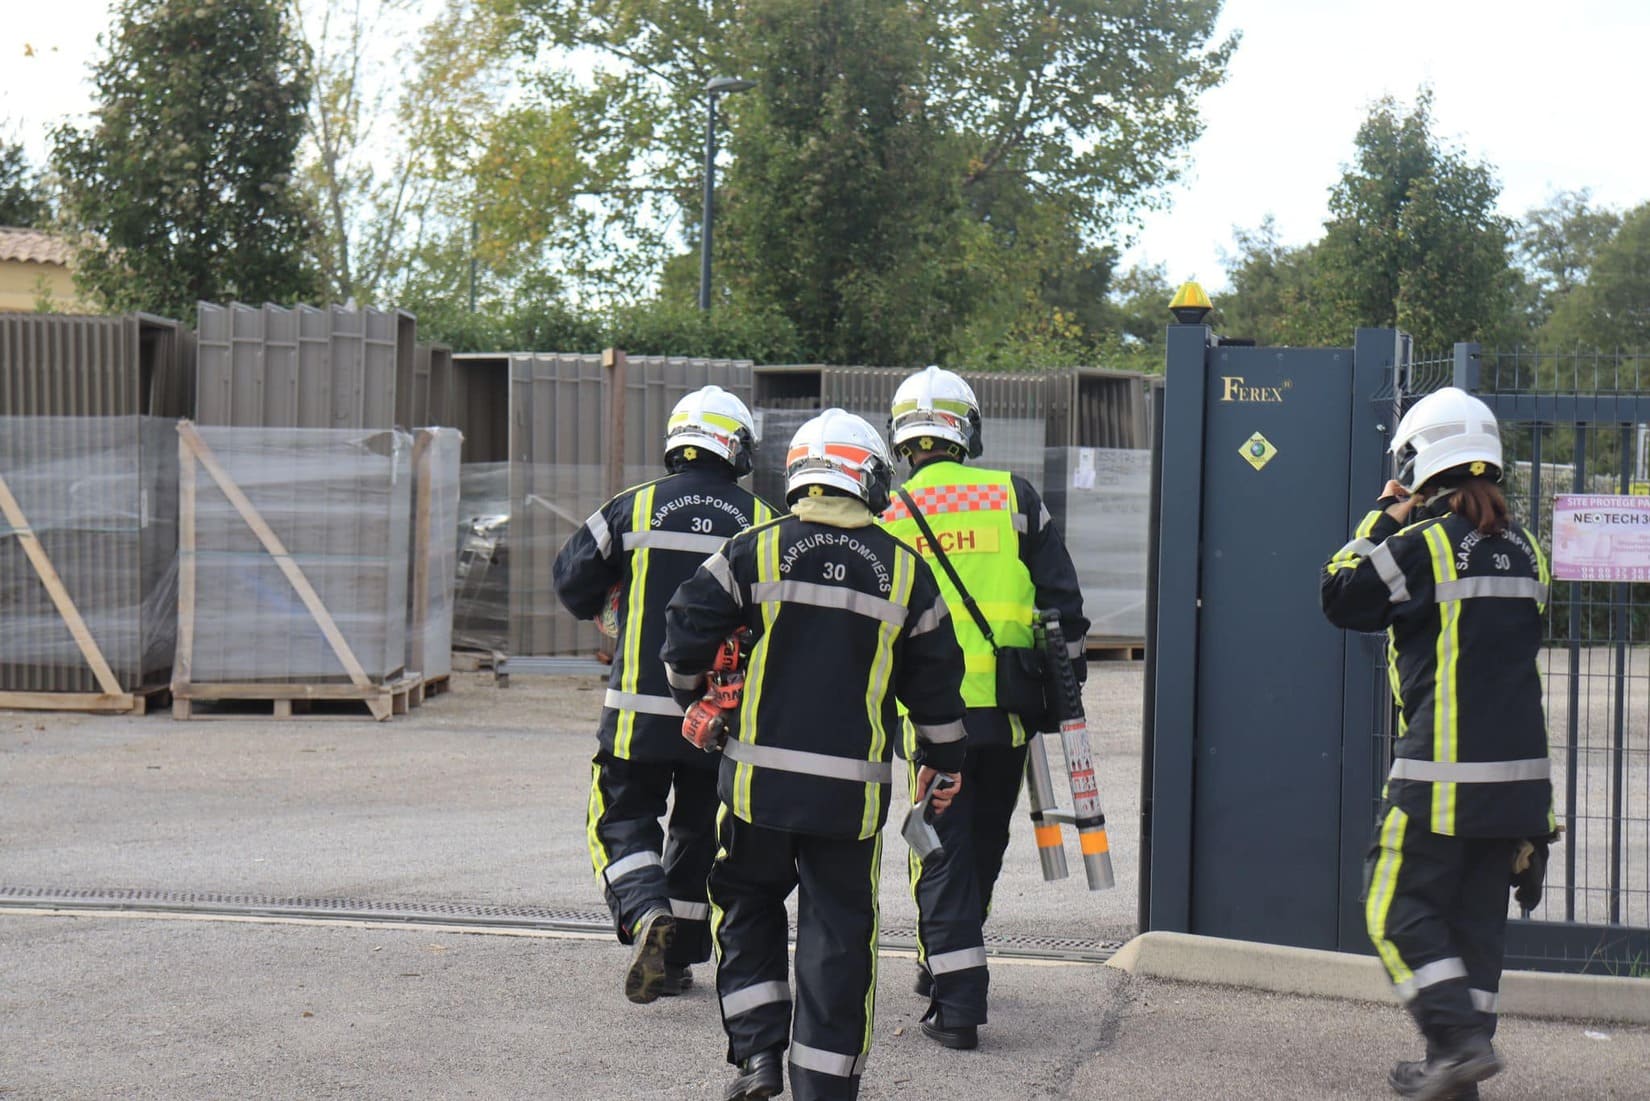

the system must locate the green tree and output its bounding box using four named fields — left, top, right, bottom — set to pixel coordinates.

left=1311, top=90, right=1518, bottom=353
left=718, top=0, right=983, bottom=364
left=293, top=0, right=432, bottom=303
left=0, top=138, right=51, bottom=227
left=1215, top=217, right=1329, bottom=346
left=1515, top=189, right=1622, bottom=336
left=51, top=0, right=317, bottom=317
left=1543, top=202, right=1650, bottom=351
left=440, top=0, right=1233, bottom=359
